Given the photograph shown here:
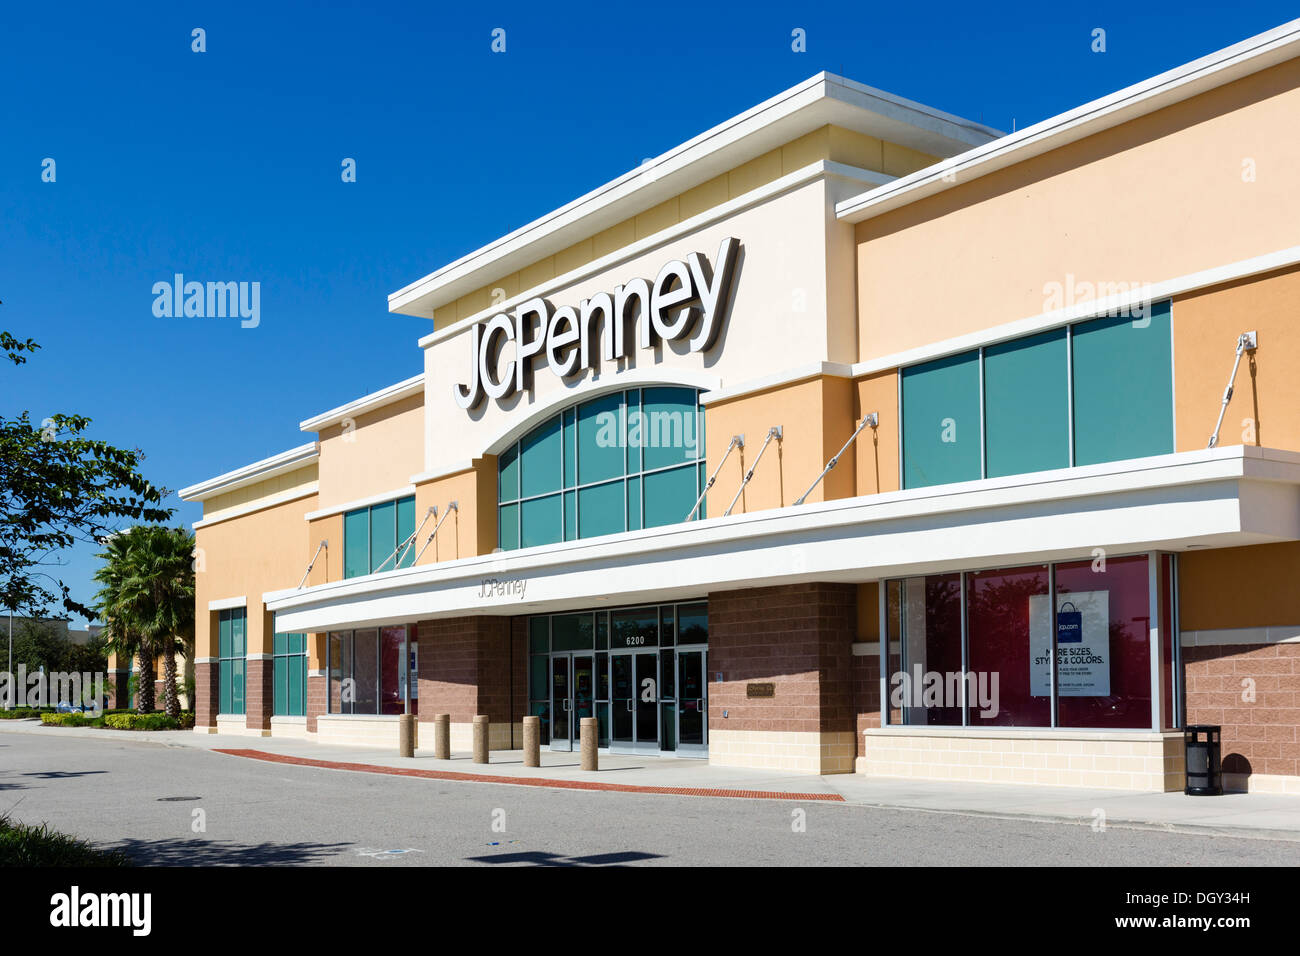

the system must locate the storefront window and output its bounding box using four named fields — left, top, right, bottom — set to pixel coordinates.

left=966, top=565, right=1050, bottom=727
left=327, top=626, right=414, bottom=715
left=883, top=553, right=1172, bottom=731
left=890, top=573, right=962, bottom=725
left=1055, top=555, right=1150, bottom=729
